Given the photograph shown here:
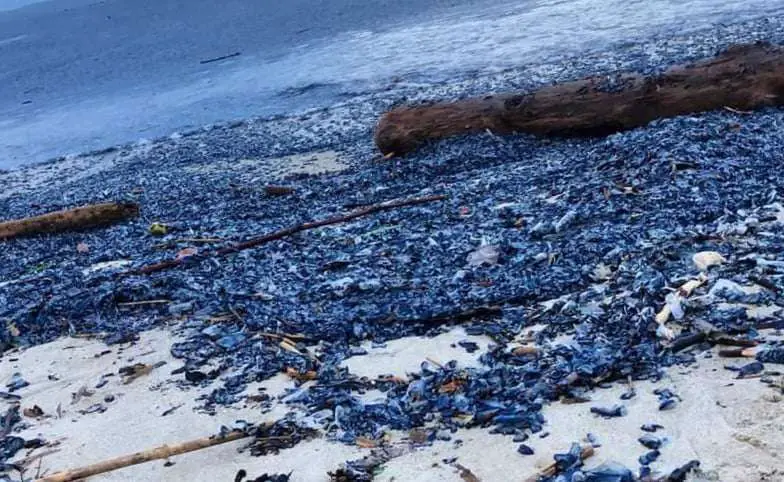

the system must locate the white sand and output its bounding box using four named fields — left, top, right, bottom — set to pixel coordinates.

left=2, top=325, right=783, bottom=481
left=183, top=150, right=347, bottom=178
